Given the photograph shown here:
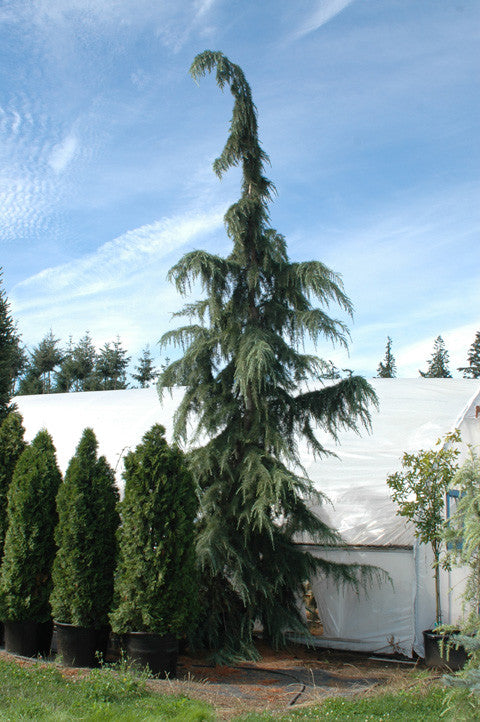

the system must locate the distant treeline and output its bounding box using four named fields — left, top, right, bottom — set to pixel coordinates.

left=13, top=329, right=480, bottom=398
left=2, top=270, right=480, bottom=406
left=375, top=333, right=480, bottom=379
left=12, top=331, right=163, bottom=396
